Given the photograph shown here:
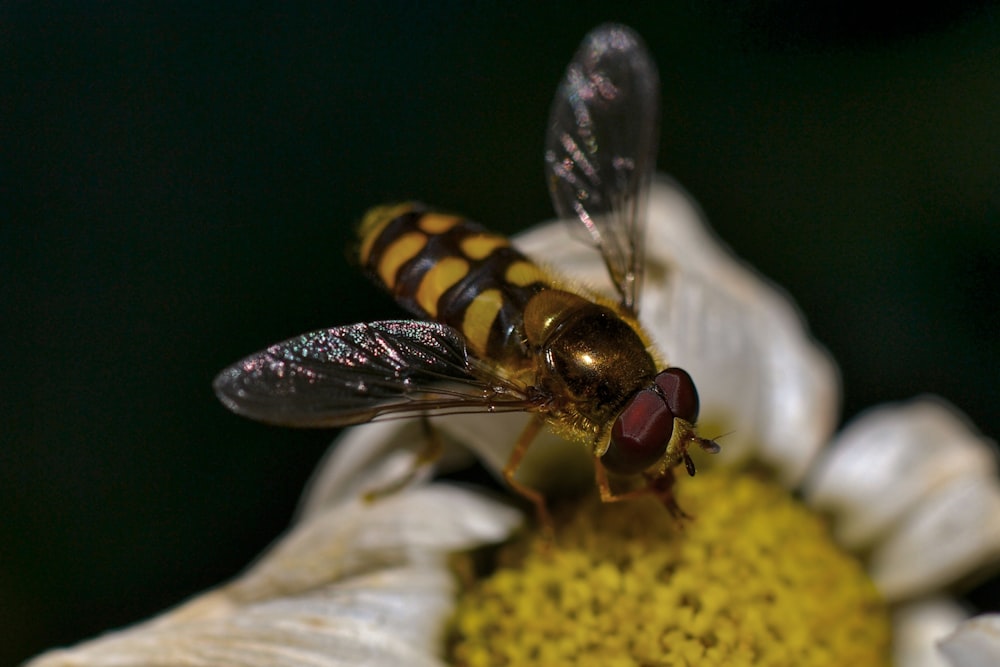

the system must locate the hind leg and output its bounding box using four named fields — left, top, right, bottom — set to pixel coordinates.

left=502, top=414, right=554, bottom=539
left=363, top=416, right=444, bottom=502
